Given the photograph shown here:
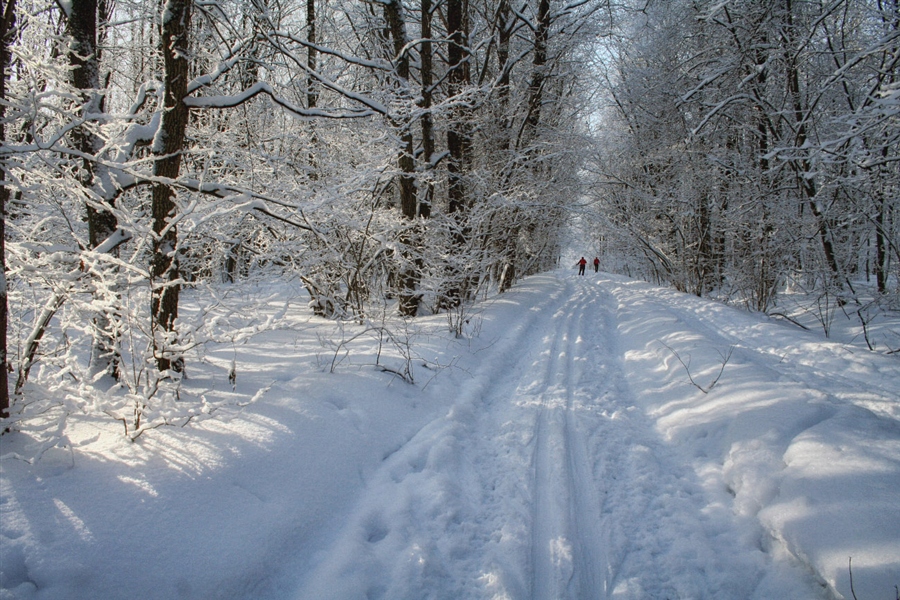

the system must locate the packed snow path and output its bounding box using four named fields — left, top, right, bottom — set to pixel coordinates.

left=295, top=273, right=881, bottom=599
